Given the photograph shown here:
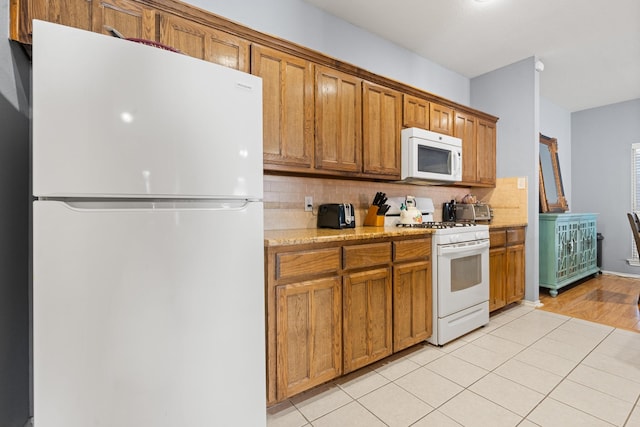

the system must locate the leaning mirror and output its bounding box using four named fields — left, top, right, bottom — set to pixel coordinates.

left=539, top=134, right=569, bottom=213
